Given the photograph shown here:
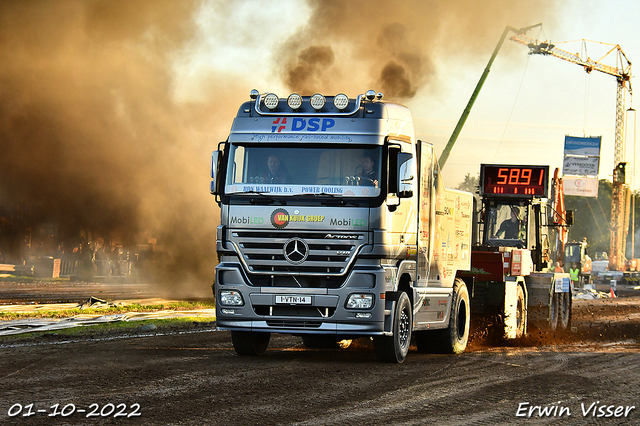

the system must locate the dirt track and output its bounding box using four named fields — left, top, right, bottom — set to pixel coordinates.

left=1, top=288, right=639, bottom=425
